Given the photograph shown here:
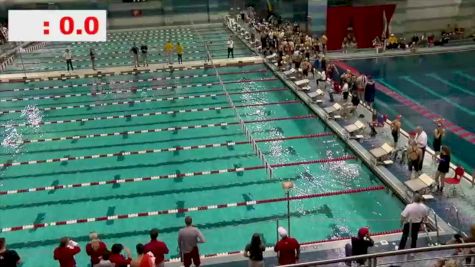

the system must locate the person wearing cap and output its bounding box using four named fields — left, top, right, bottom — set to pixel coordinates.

left=274, top=227, right=300, bottom=265
left=86, top=232, right=108, bottom=267
left=53, top=237, right=81, bottom=267
left=351, top=227, right=374, bottom=265
left=0, top=237, right=21, bottom=267
left=398, top=194, right=429, bottom=249
left=391, top=115, right=402, bottom=145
